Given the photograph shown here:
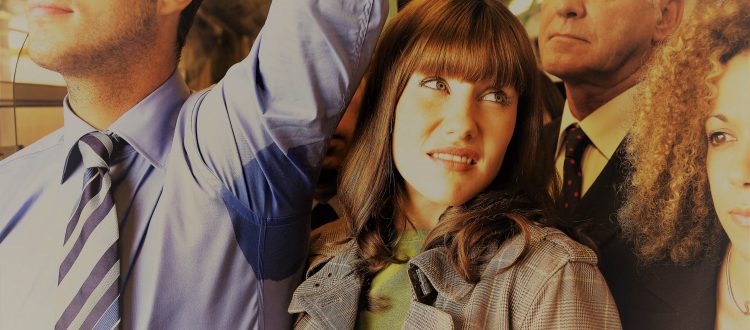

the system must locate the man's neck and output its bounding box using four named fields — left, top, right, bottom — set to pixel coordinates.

left=64, top=54, right=177, bottom=130
left=564, top=67, right=642, bottom=121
